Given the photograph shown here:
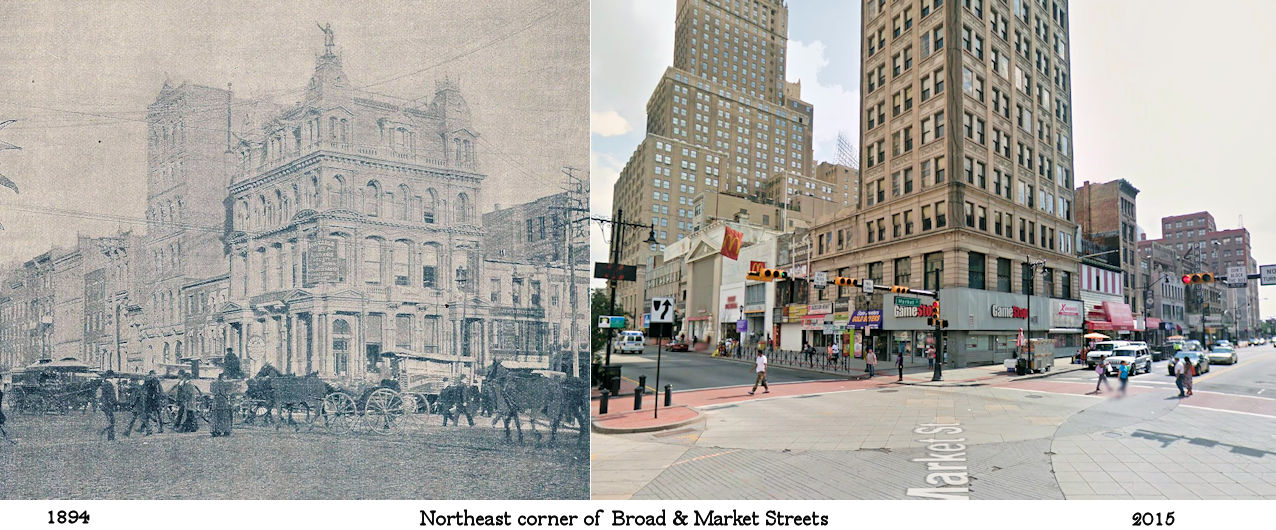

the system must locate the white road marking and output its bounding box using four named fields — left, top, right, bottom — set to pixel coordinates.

left=1259, top=389, right=1266, bottom=395
left=1180, top=405, right=1276, bottom=420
